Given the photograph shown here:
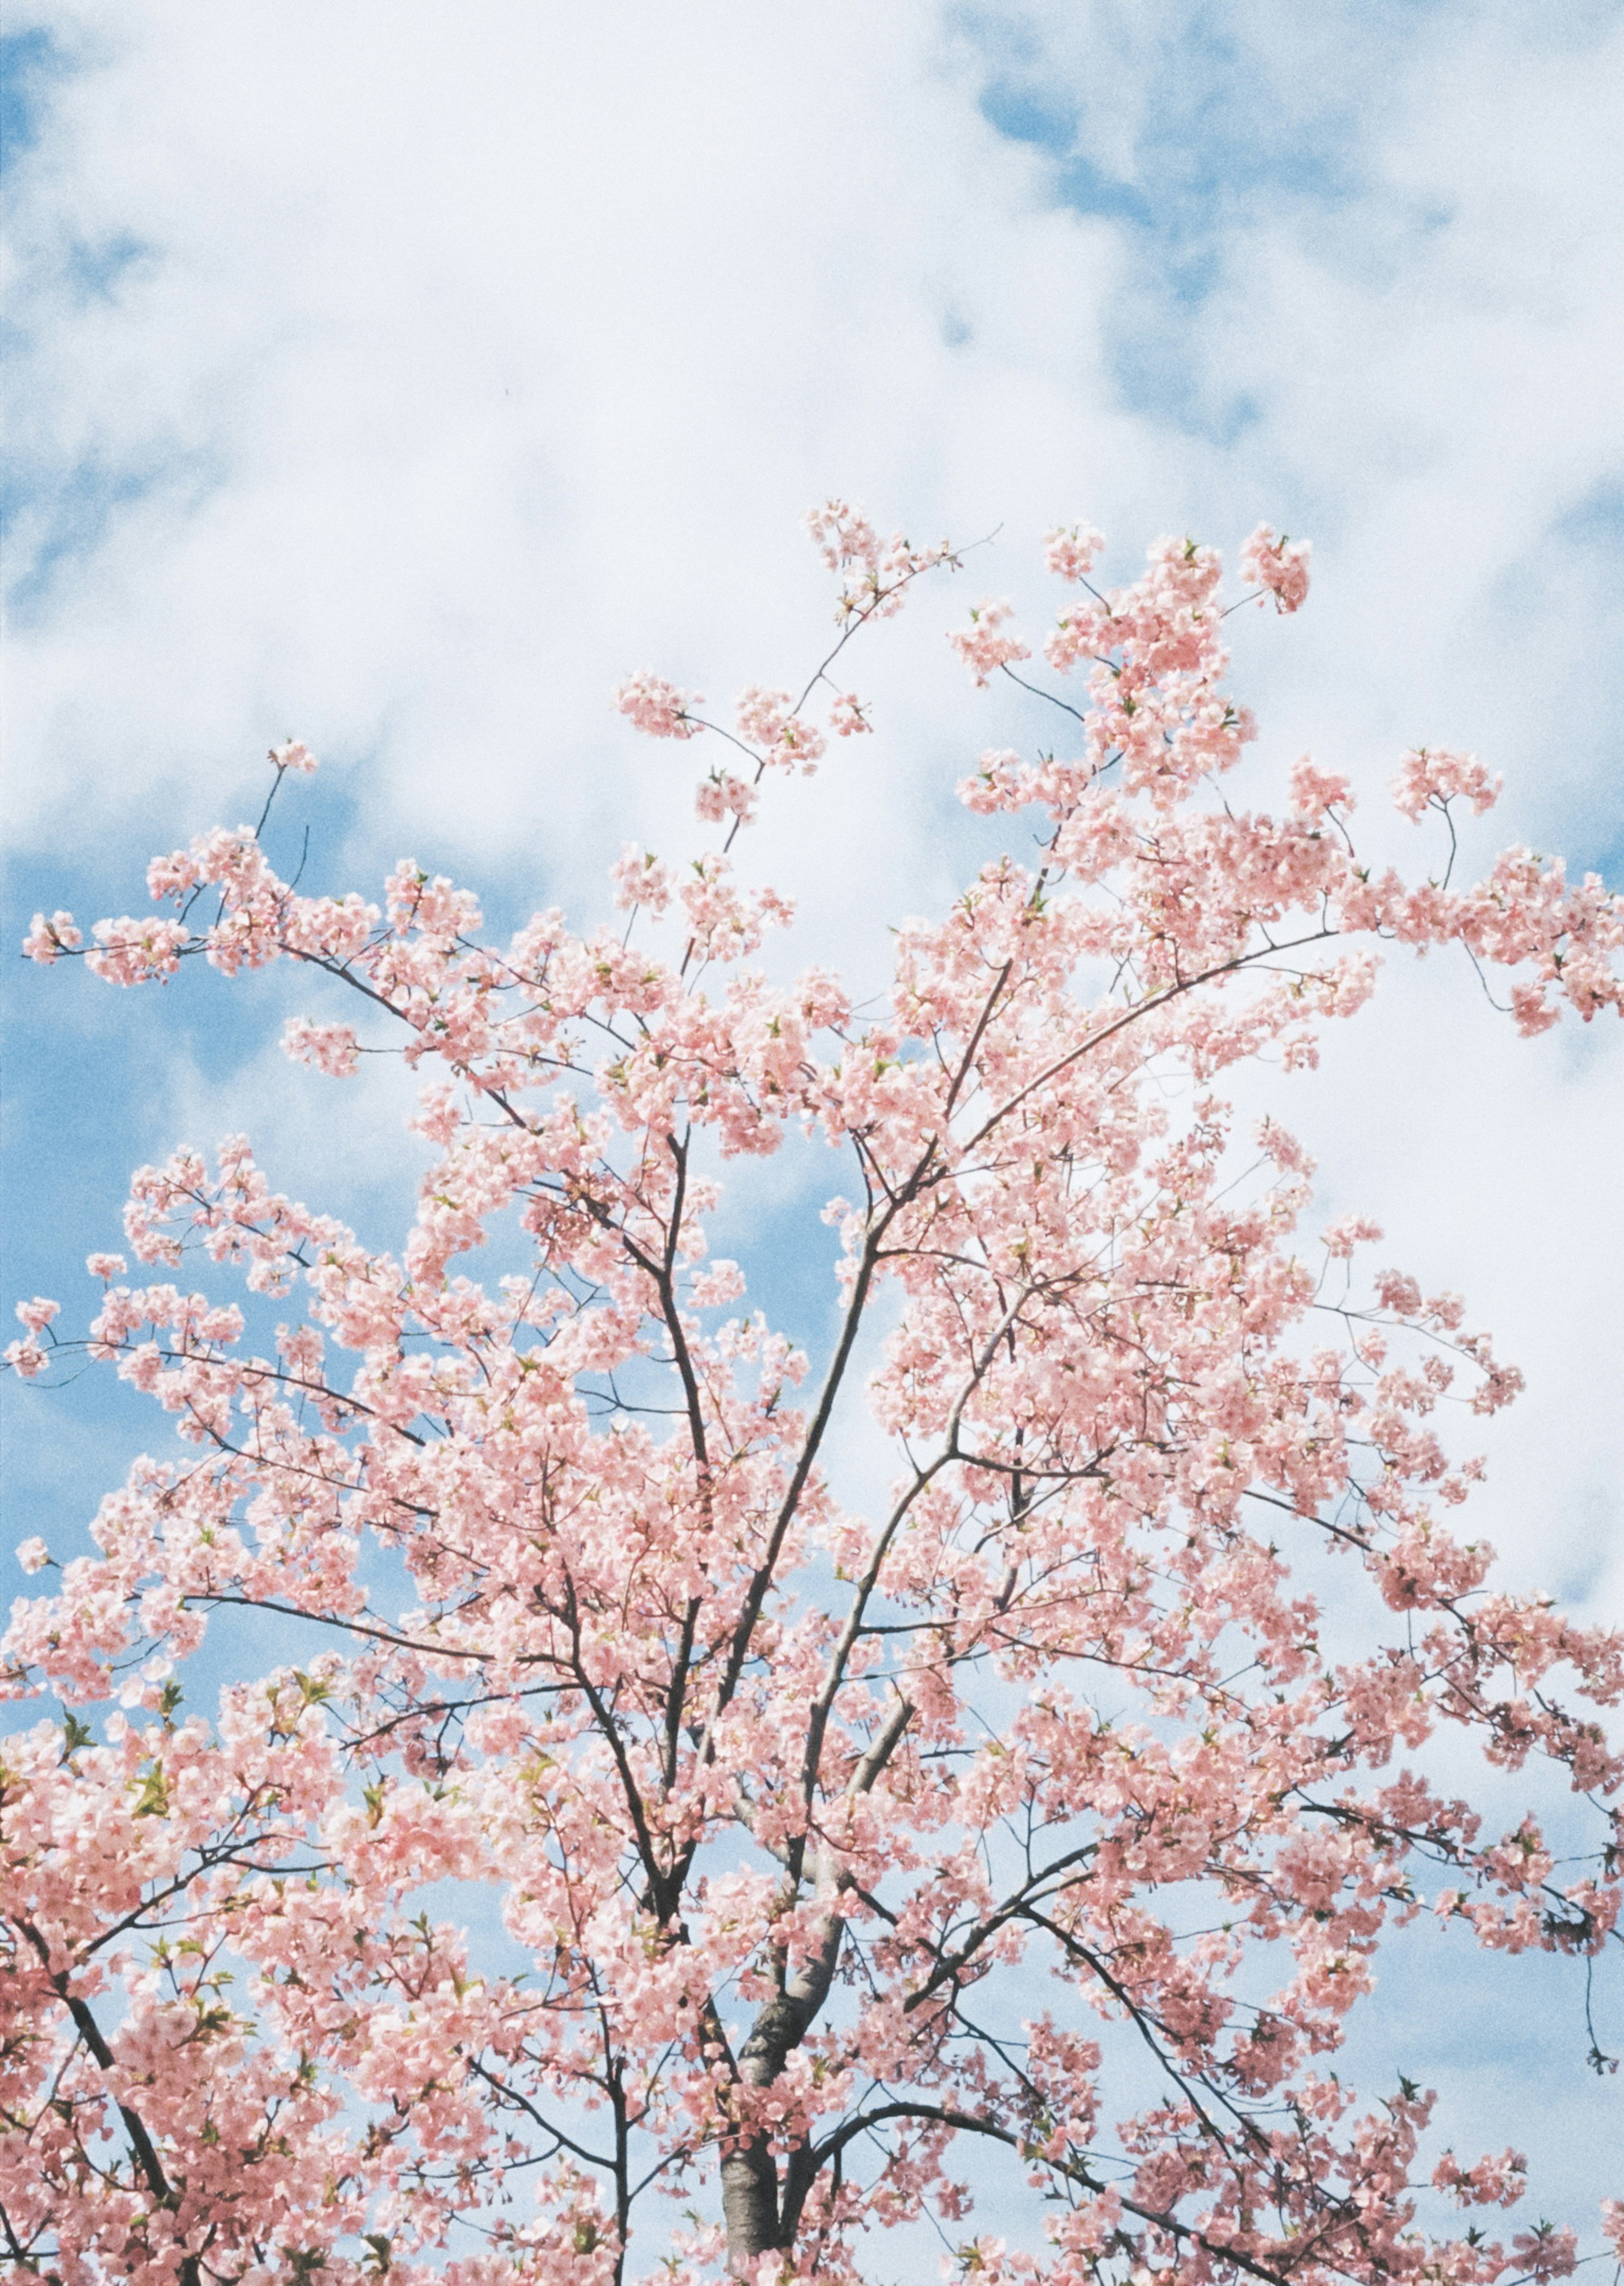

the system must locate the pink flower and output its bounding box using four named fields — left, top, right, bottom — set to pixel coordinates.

left=804, top=496, right=955, bottom=622
left=269, top=738, right=319, bottom=774
left=613, top=669, right=703, bottom=739
left=1391, top=745, right=1502, bottom=823
left=84, top=914, right=189, bottom=984
left=804, top=495, right=881, bottom=571
left=1289, top=755, right=1355, bottom=816
left=21, top=909, right=81, bottom=964
left=695, top=769, right=757, bottom=824
left=1510, top=2224, right=1578, bottom=2283
left=281, top=1017, right=362, bottom=1076
left=1043, top=522, right=1105, bottom=582
left=1240, top=521, right=1312, bottom=612
left=948, top=598, right=1031, bottom=687
left=1432, top=2147, right=1528, bottom=2207
left=828, top=690, right=872, bottom=736
left=736, top=685, right=826, bottom=774
left=609, top=845, right=673, bottom=915
left=14, top=1536, right=49, bottom=1573
left=1322, top=1215, right=1383, bottom=1259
